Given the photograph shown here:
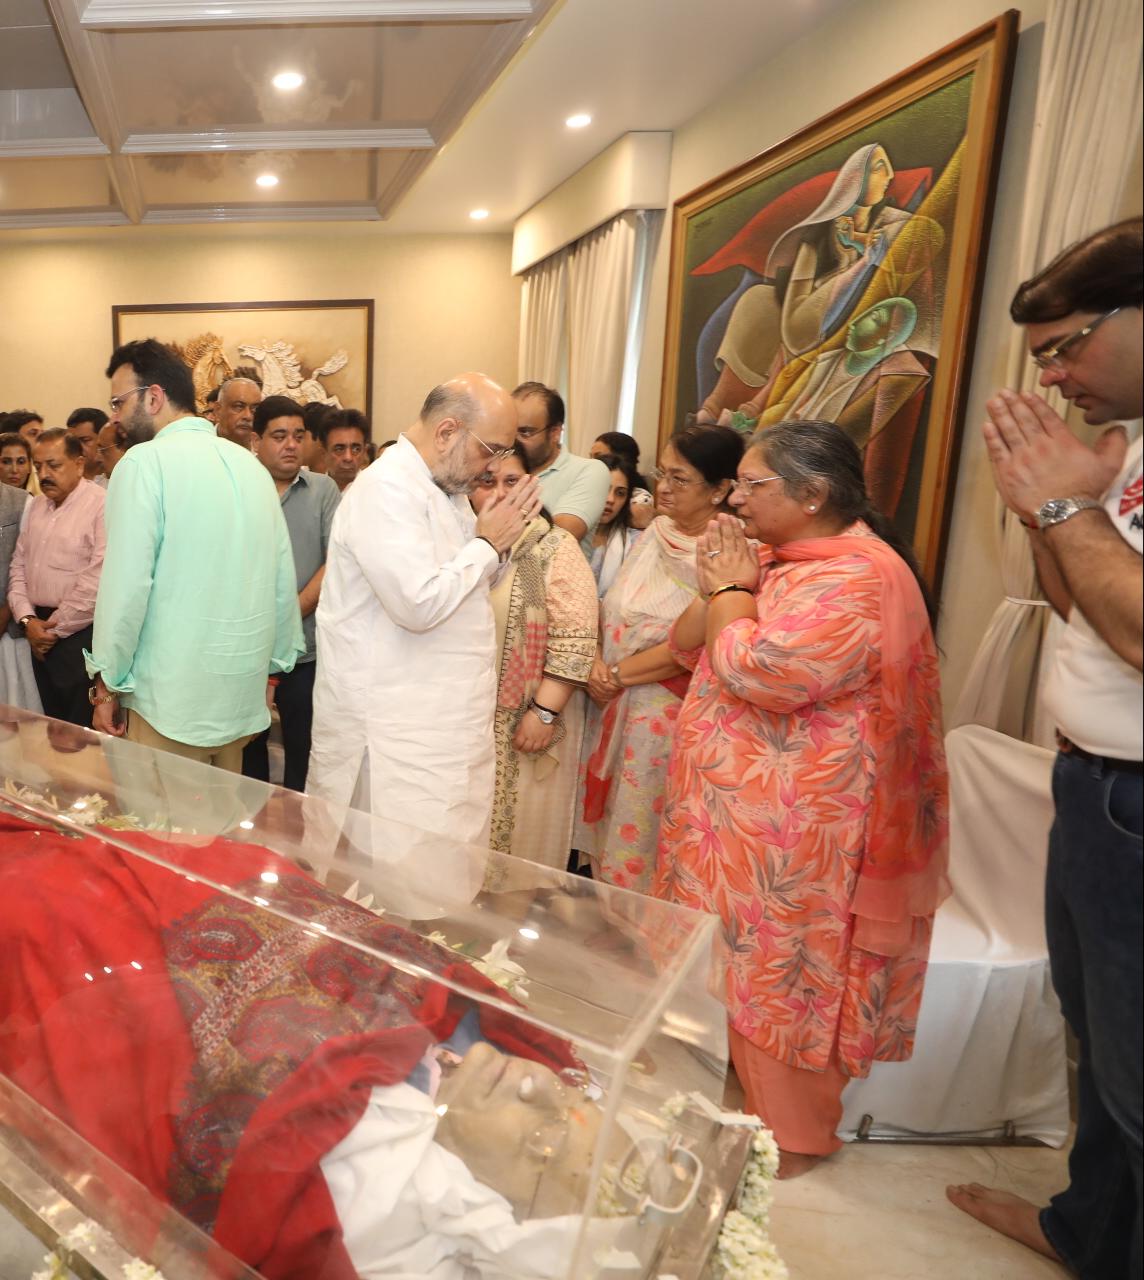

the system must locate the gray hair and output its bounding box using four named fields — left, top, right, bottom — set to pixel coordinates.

left=747, top=419, right=938, bottom=626
left=420, top=384, right=479, bottom=427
